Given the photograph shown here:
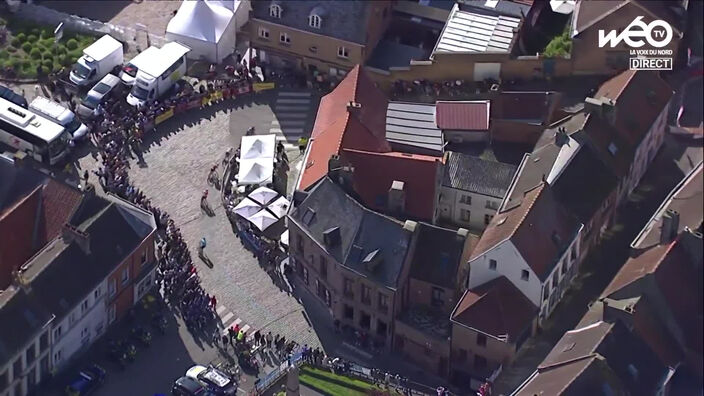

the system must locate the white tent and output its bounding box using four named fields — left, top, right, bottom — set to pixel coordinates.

left=280, top=230, right=289, bottom=247
left=246, top=209, right=278, bottom=231
left=241, top=134, right=276, bottom=160
left=166, top=0, right=237, bottom=62
left=267, top=195, right=290, bottom=218
left=233, top=197, right=262, bottom=218
left=248, top=186, right=279, bottom=206
left=238, top=159, right=274, bottom=185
